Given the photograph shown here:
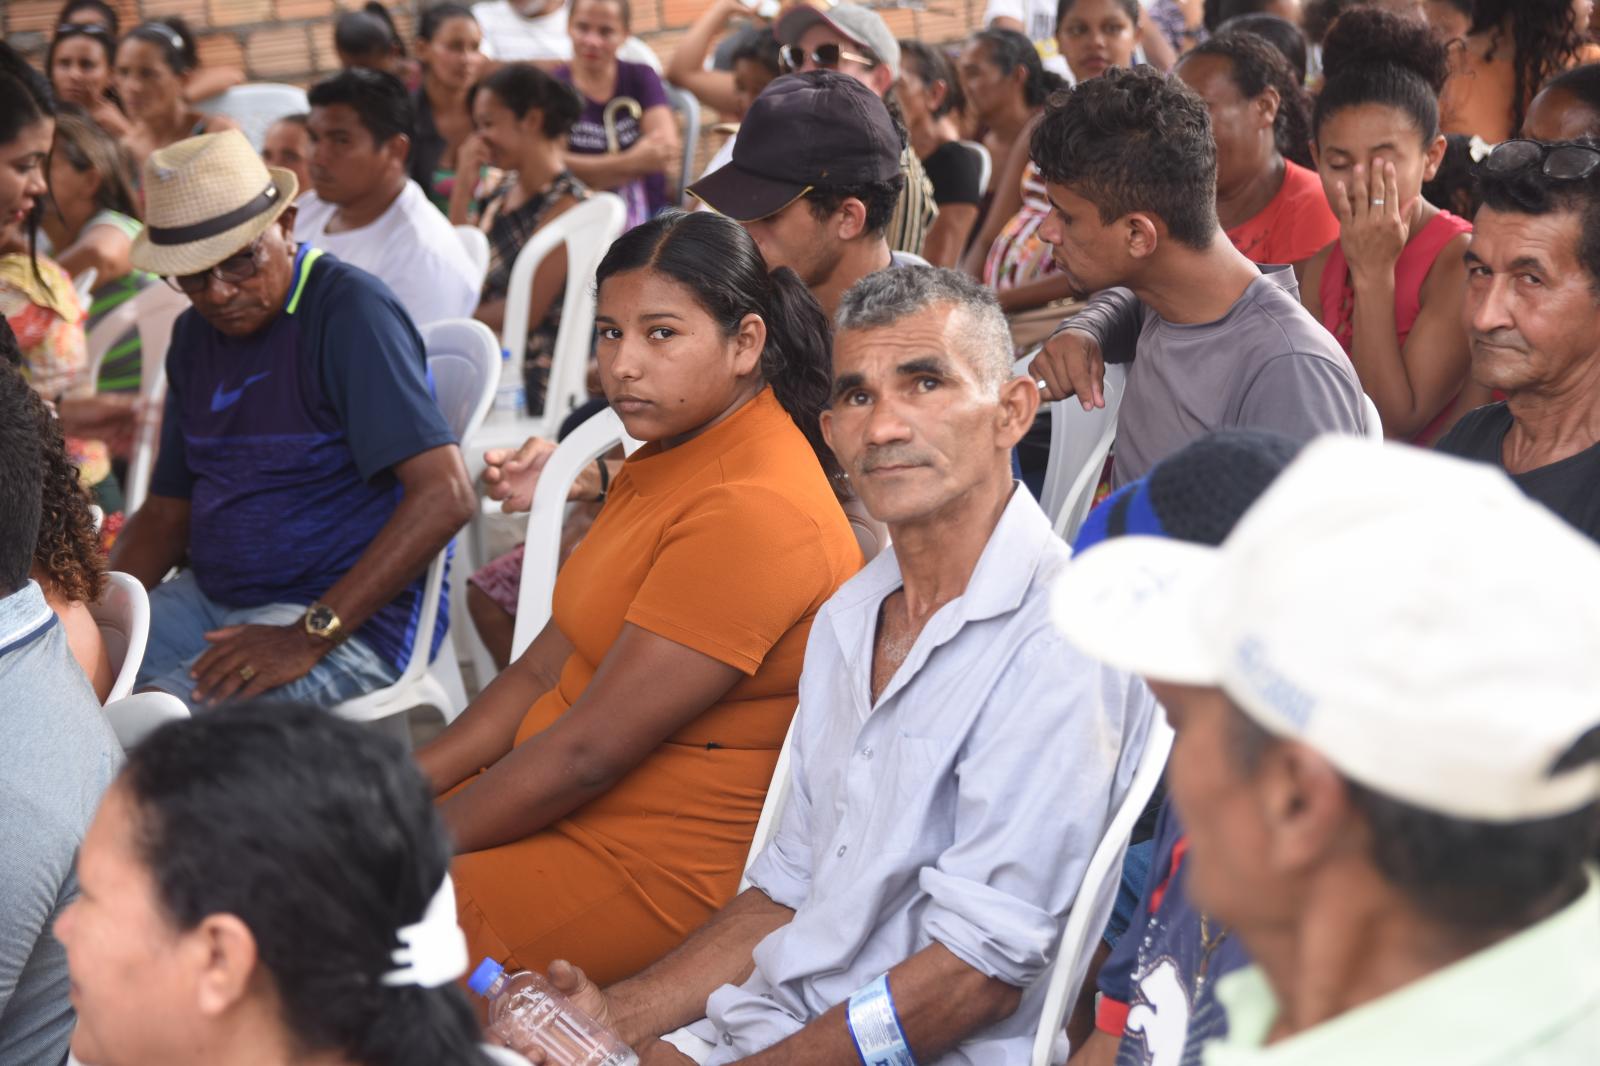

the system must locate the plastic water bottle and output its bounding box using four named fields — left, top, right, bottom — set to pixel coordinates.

left=495, top=349, right=526, bottom=415
left=468, top=958, right=638, bottom=1066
